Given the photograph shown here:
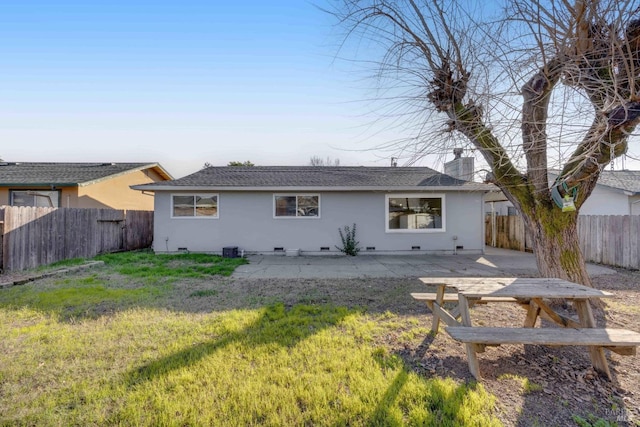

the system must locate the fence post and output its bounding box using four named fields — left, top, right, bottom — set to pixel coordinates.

left=0, top=220, right=3, bottom=271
